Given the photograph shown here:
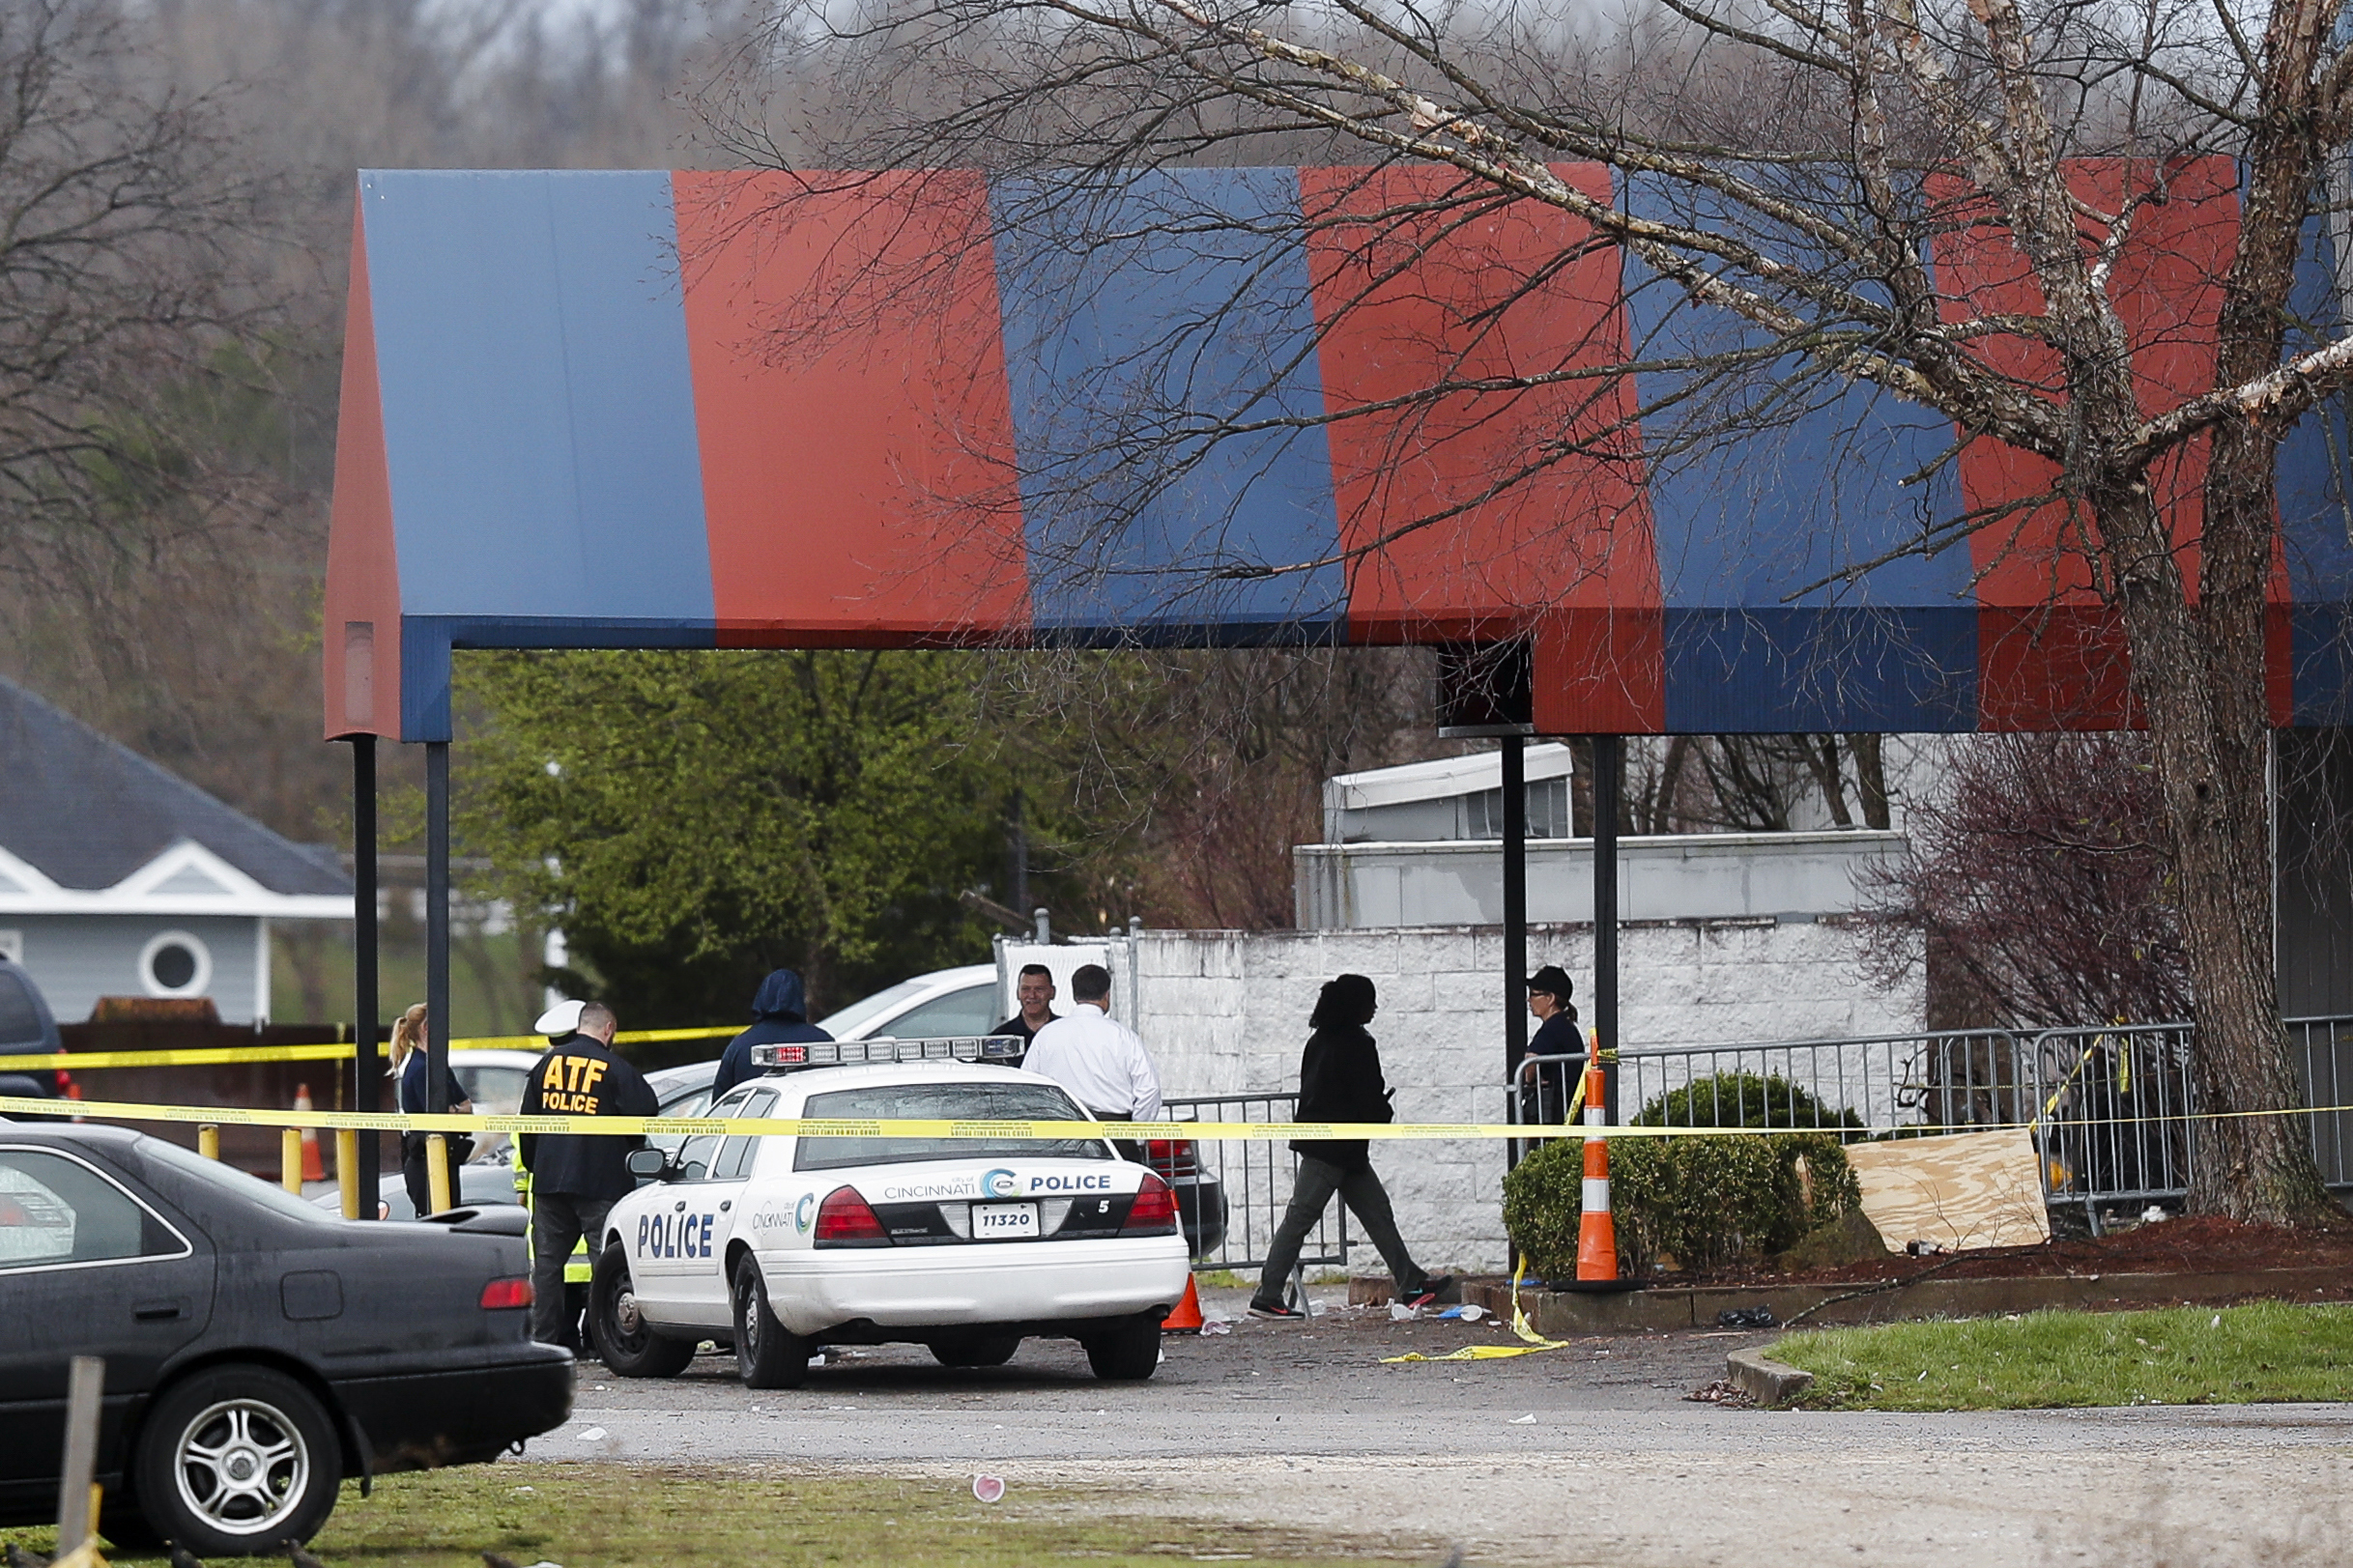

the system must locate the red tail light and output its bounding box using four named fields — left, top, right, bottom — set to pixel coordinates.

left=1144, top=1138, right=1199, bottom=1179
left=814, top=1185, right=889, bottom=1246
left=479, top=1277, right=532, bottom=1310
left=1123, top=1172, right=1179, bottom=1236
